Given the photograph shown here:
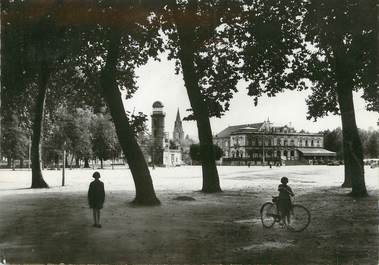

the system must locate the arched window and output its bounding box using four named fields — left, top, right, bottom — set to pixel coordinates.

left=311, top=140, right=314, bottom=146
